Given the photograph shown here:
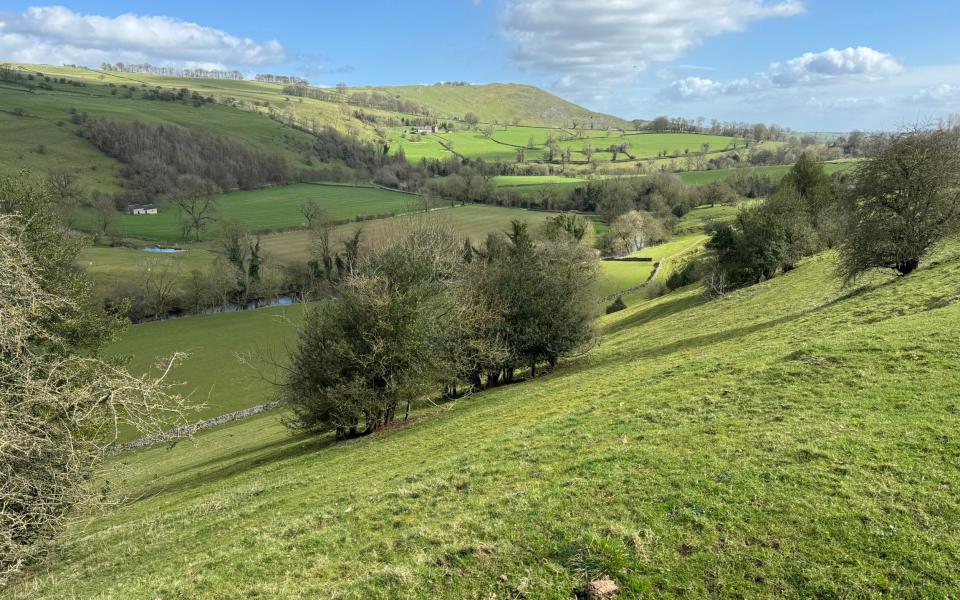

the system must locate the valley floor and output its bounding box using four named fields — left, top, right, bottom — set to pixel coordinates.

left=6, top=244, right=960, bottom=598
